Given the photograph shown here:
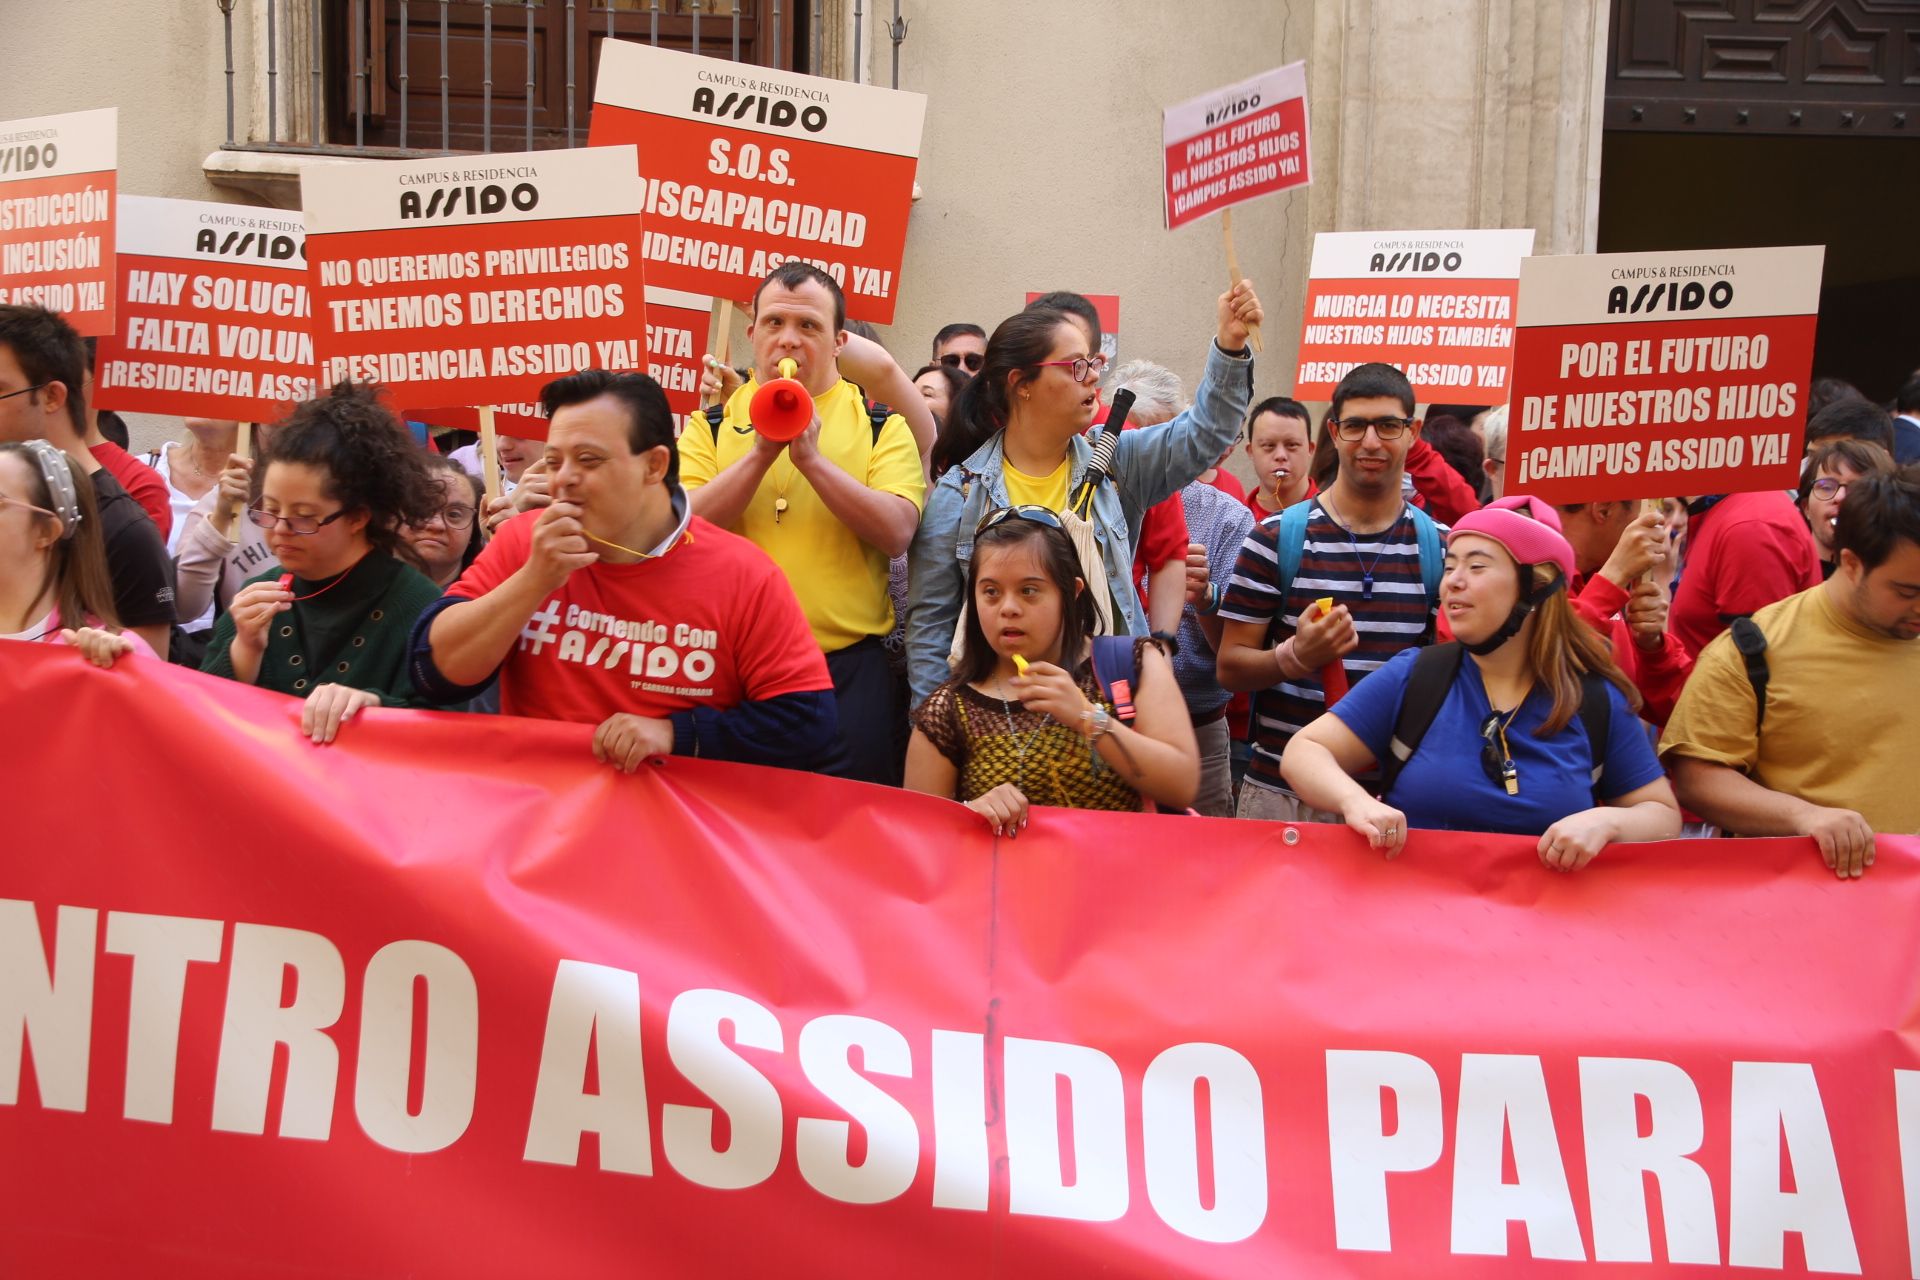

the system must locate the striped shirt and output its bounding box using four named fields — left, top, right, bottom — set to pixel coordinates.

left=1219, top=499, right=1442, bottom=790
